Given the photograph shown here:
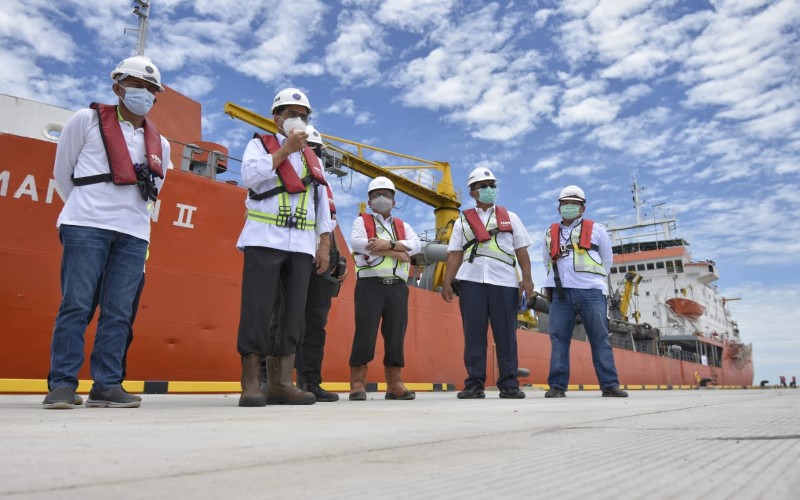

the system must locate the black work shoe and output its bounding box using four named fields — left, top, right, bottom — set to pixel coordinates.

left=86, top=387, right=141, bottom=408
left=602, top=386, right=629, bottom=398
left=499, top=386, right=526, bottom=399
left=545, top=387, right=566, bottom=398
left=457, top=385, right=485, bottom=399
left=74, top=393, right=84, bottom=406
left=307, top=384, right=339, bottom=402
left=43, top=386, right=75, bottom=409
left=121, top=388, right=142, bottom=402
